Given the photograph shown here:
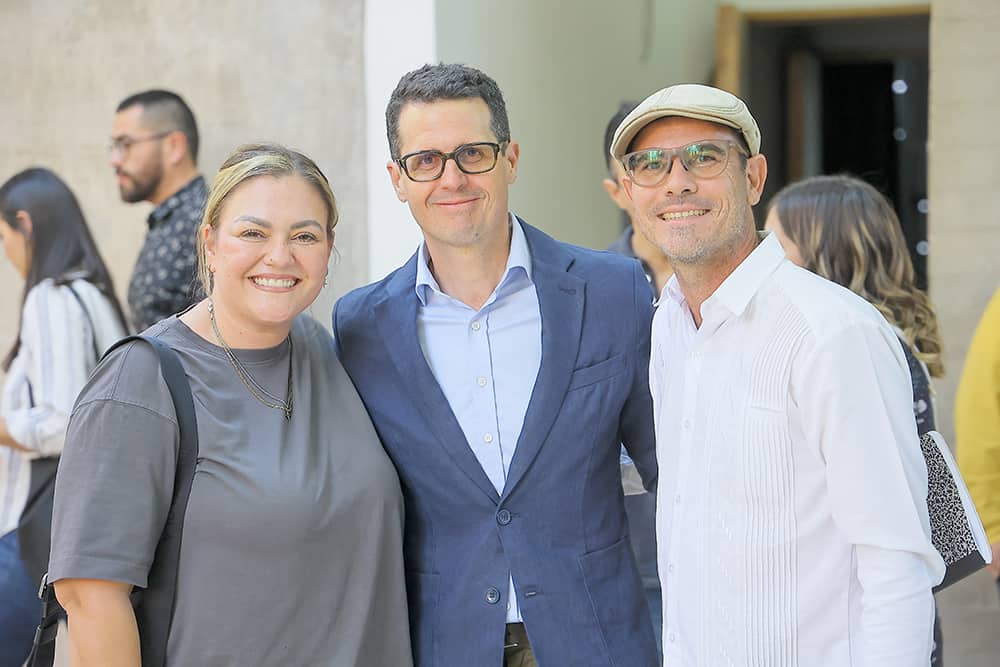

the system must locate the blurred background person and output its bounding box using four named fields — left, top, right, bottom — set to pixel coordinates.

left=765, top=173, right=945, bottom=664
left=110, top=89, right=207, bottom=330
left=955, top=287, right=1000, bottom=591
left=49, top=144, right=412, bottom=666
left=604, top=101, right=673, bottom=298
left=602, top=100, right=666, bottom=650
left=0, top=168, right=128, bottom=667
